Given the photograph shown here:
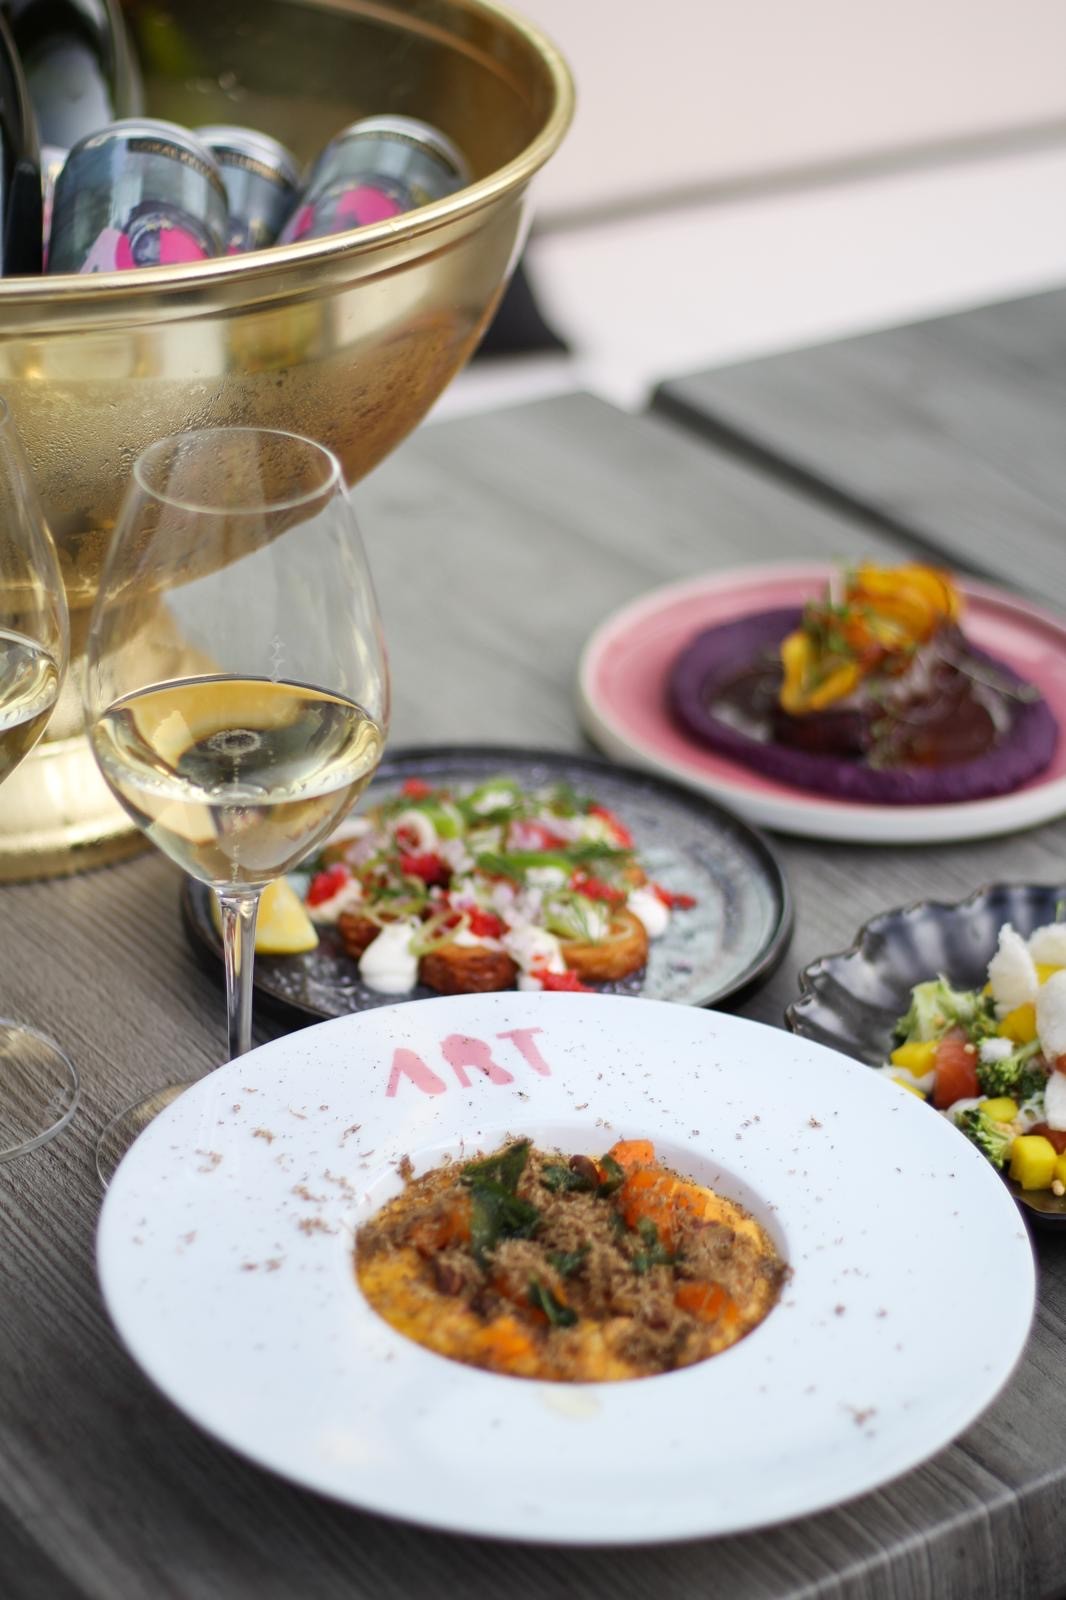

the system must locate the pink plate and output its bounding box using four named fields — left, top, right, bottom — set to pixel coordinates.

left=577, top=563, right=1066, bottom=843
